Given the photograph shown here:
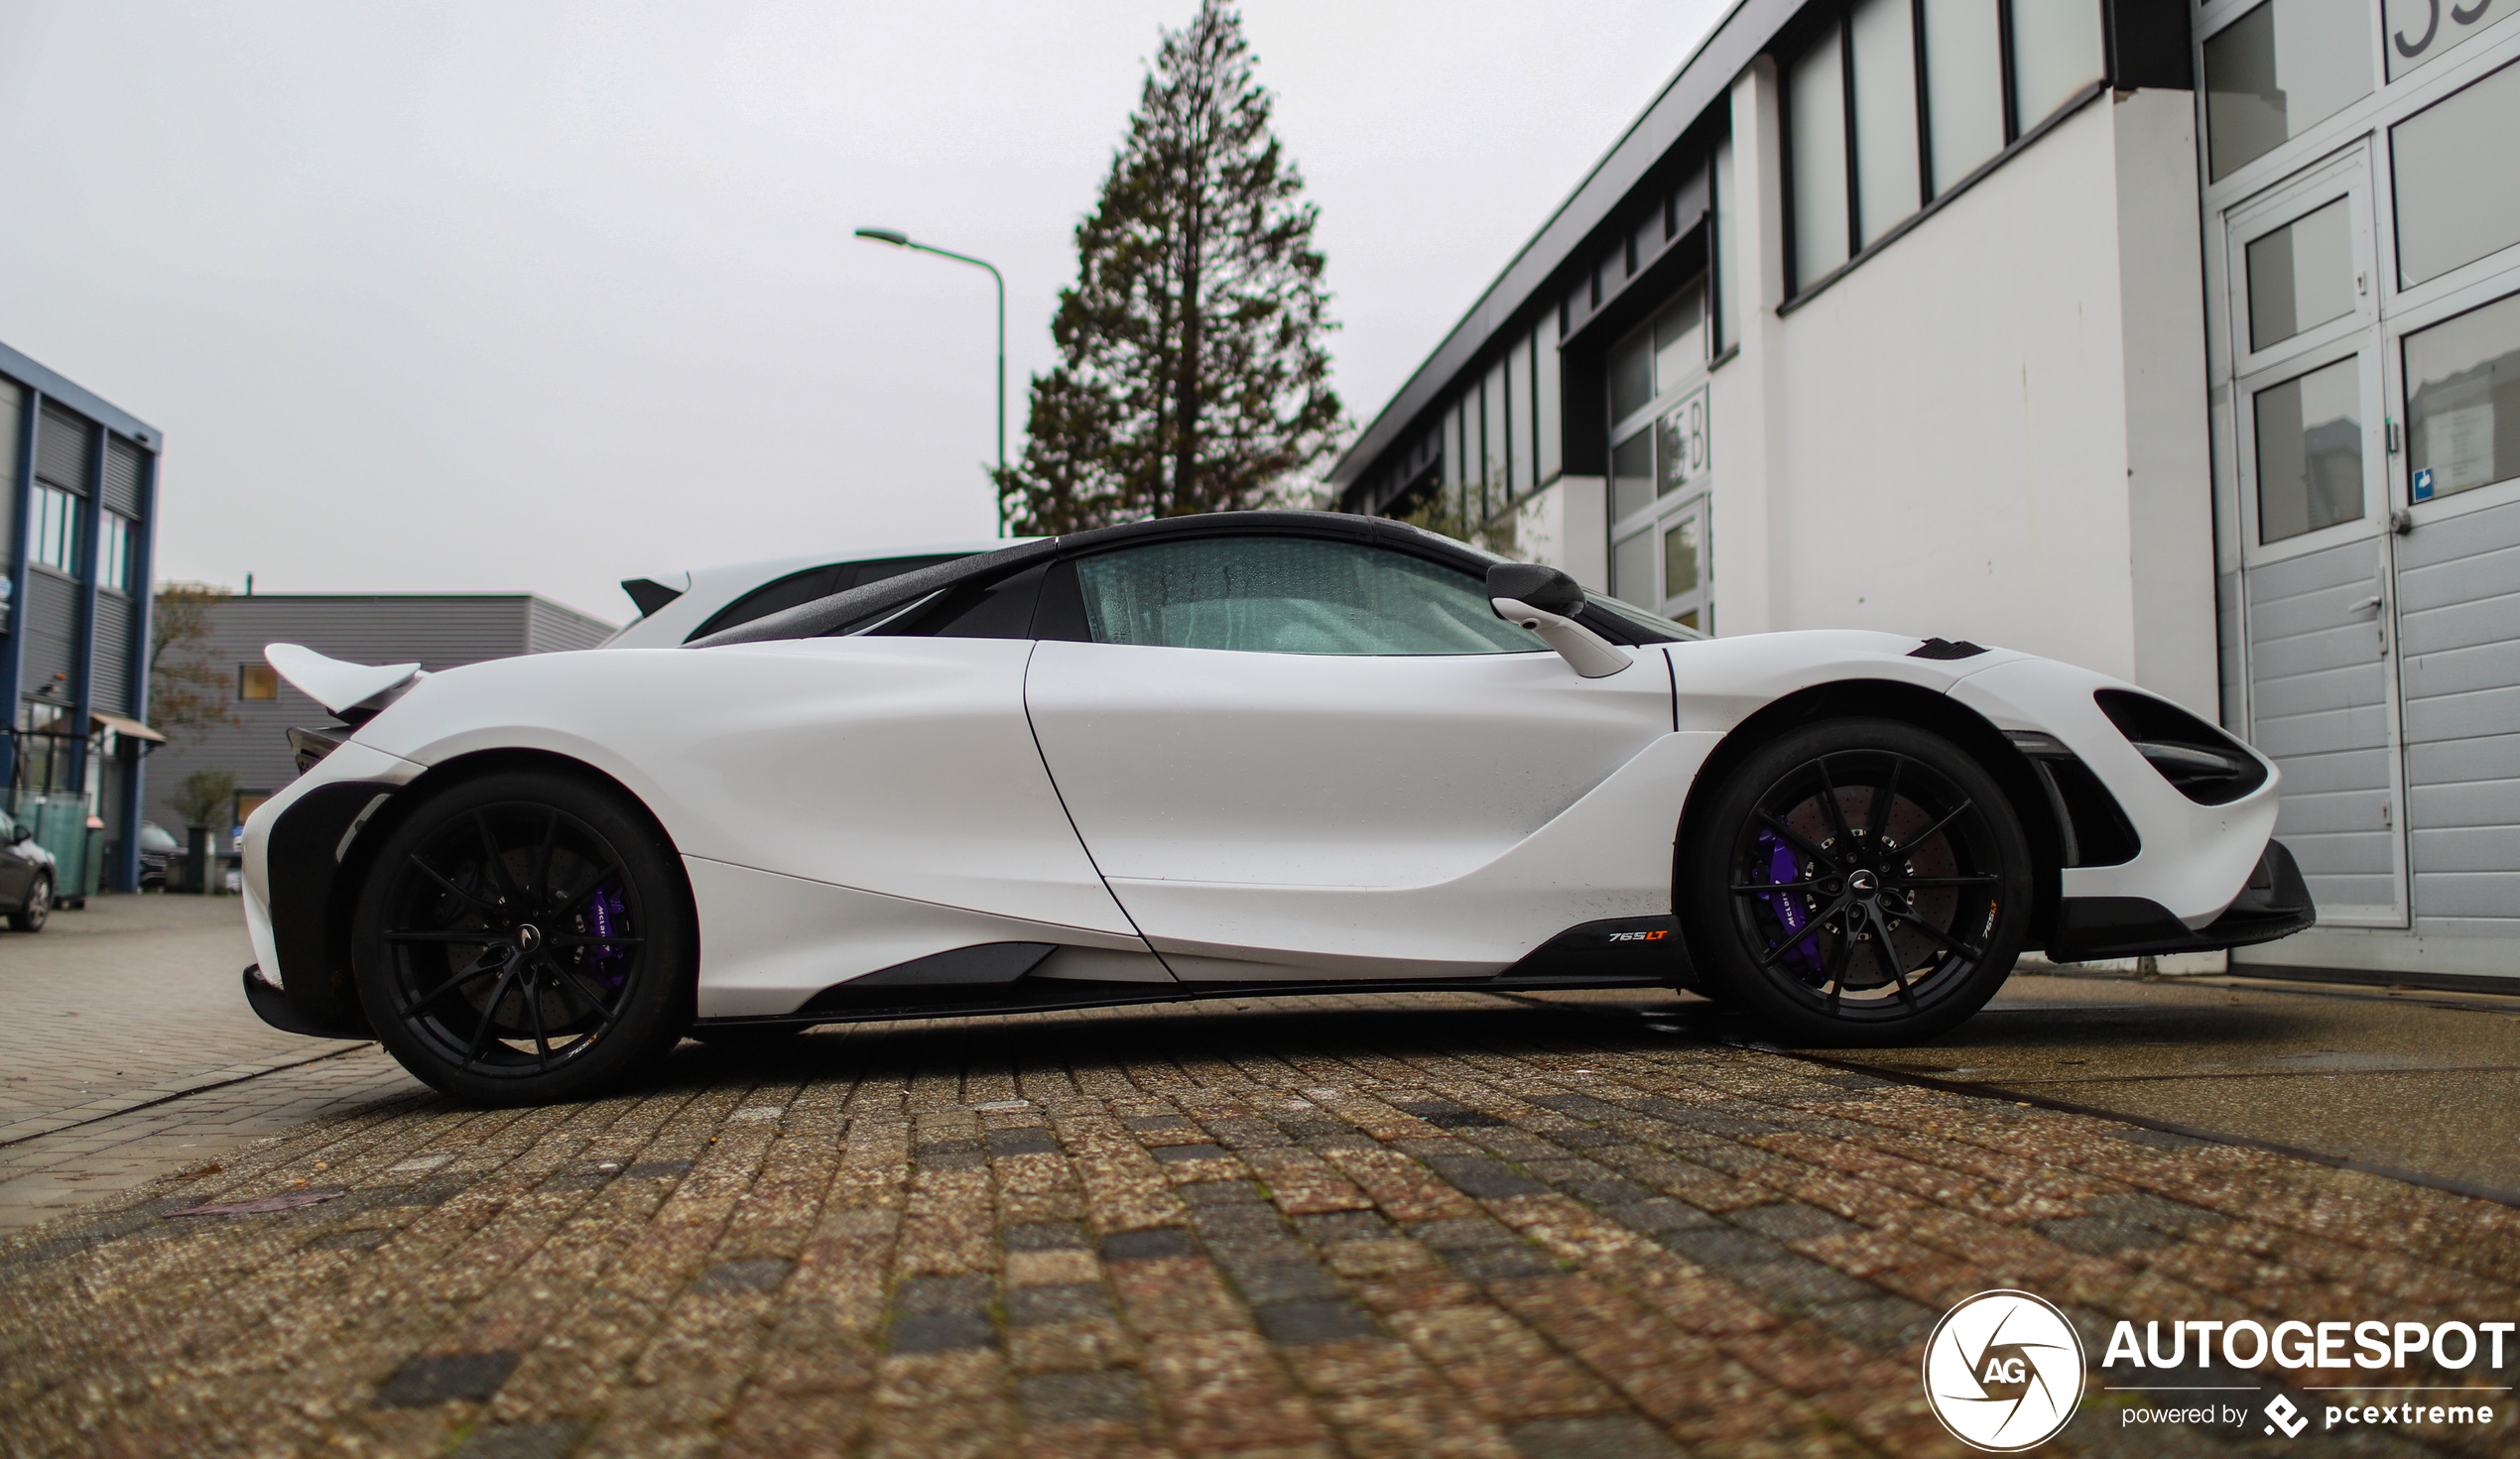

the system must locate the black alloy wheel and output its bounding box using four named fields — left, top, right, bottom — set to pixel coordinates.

left=9, top=874, right=50, bottom=932
left=351, top=771, right=693, bottom=1104
left=1680, top=718, right=2031, bottom=1046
